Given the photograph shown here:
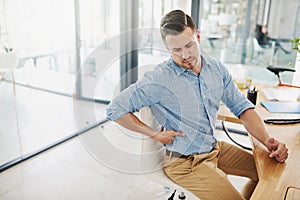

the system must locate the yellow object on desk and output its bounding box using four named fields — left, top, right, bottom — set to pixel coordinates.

left=235, top=77, right=252, bottom=89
